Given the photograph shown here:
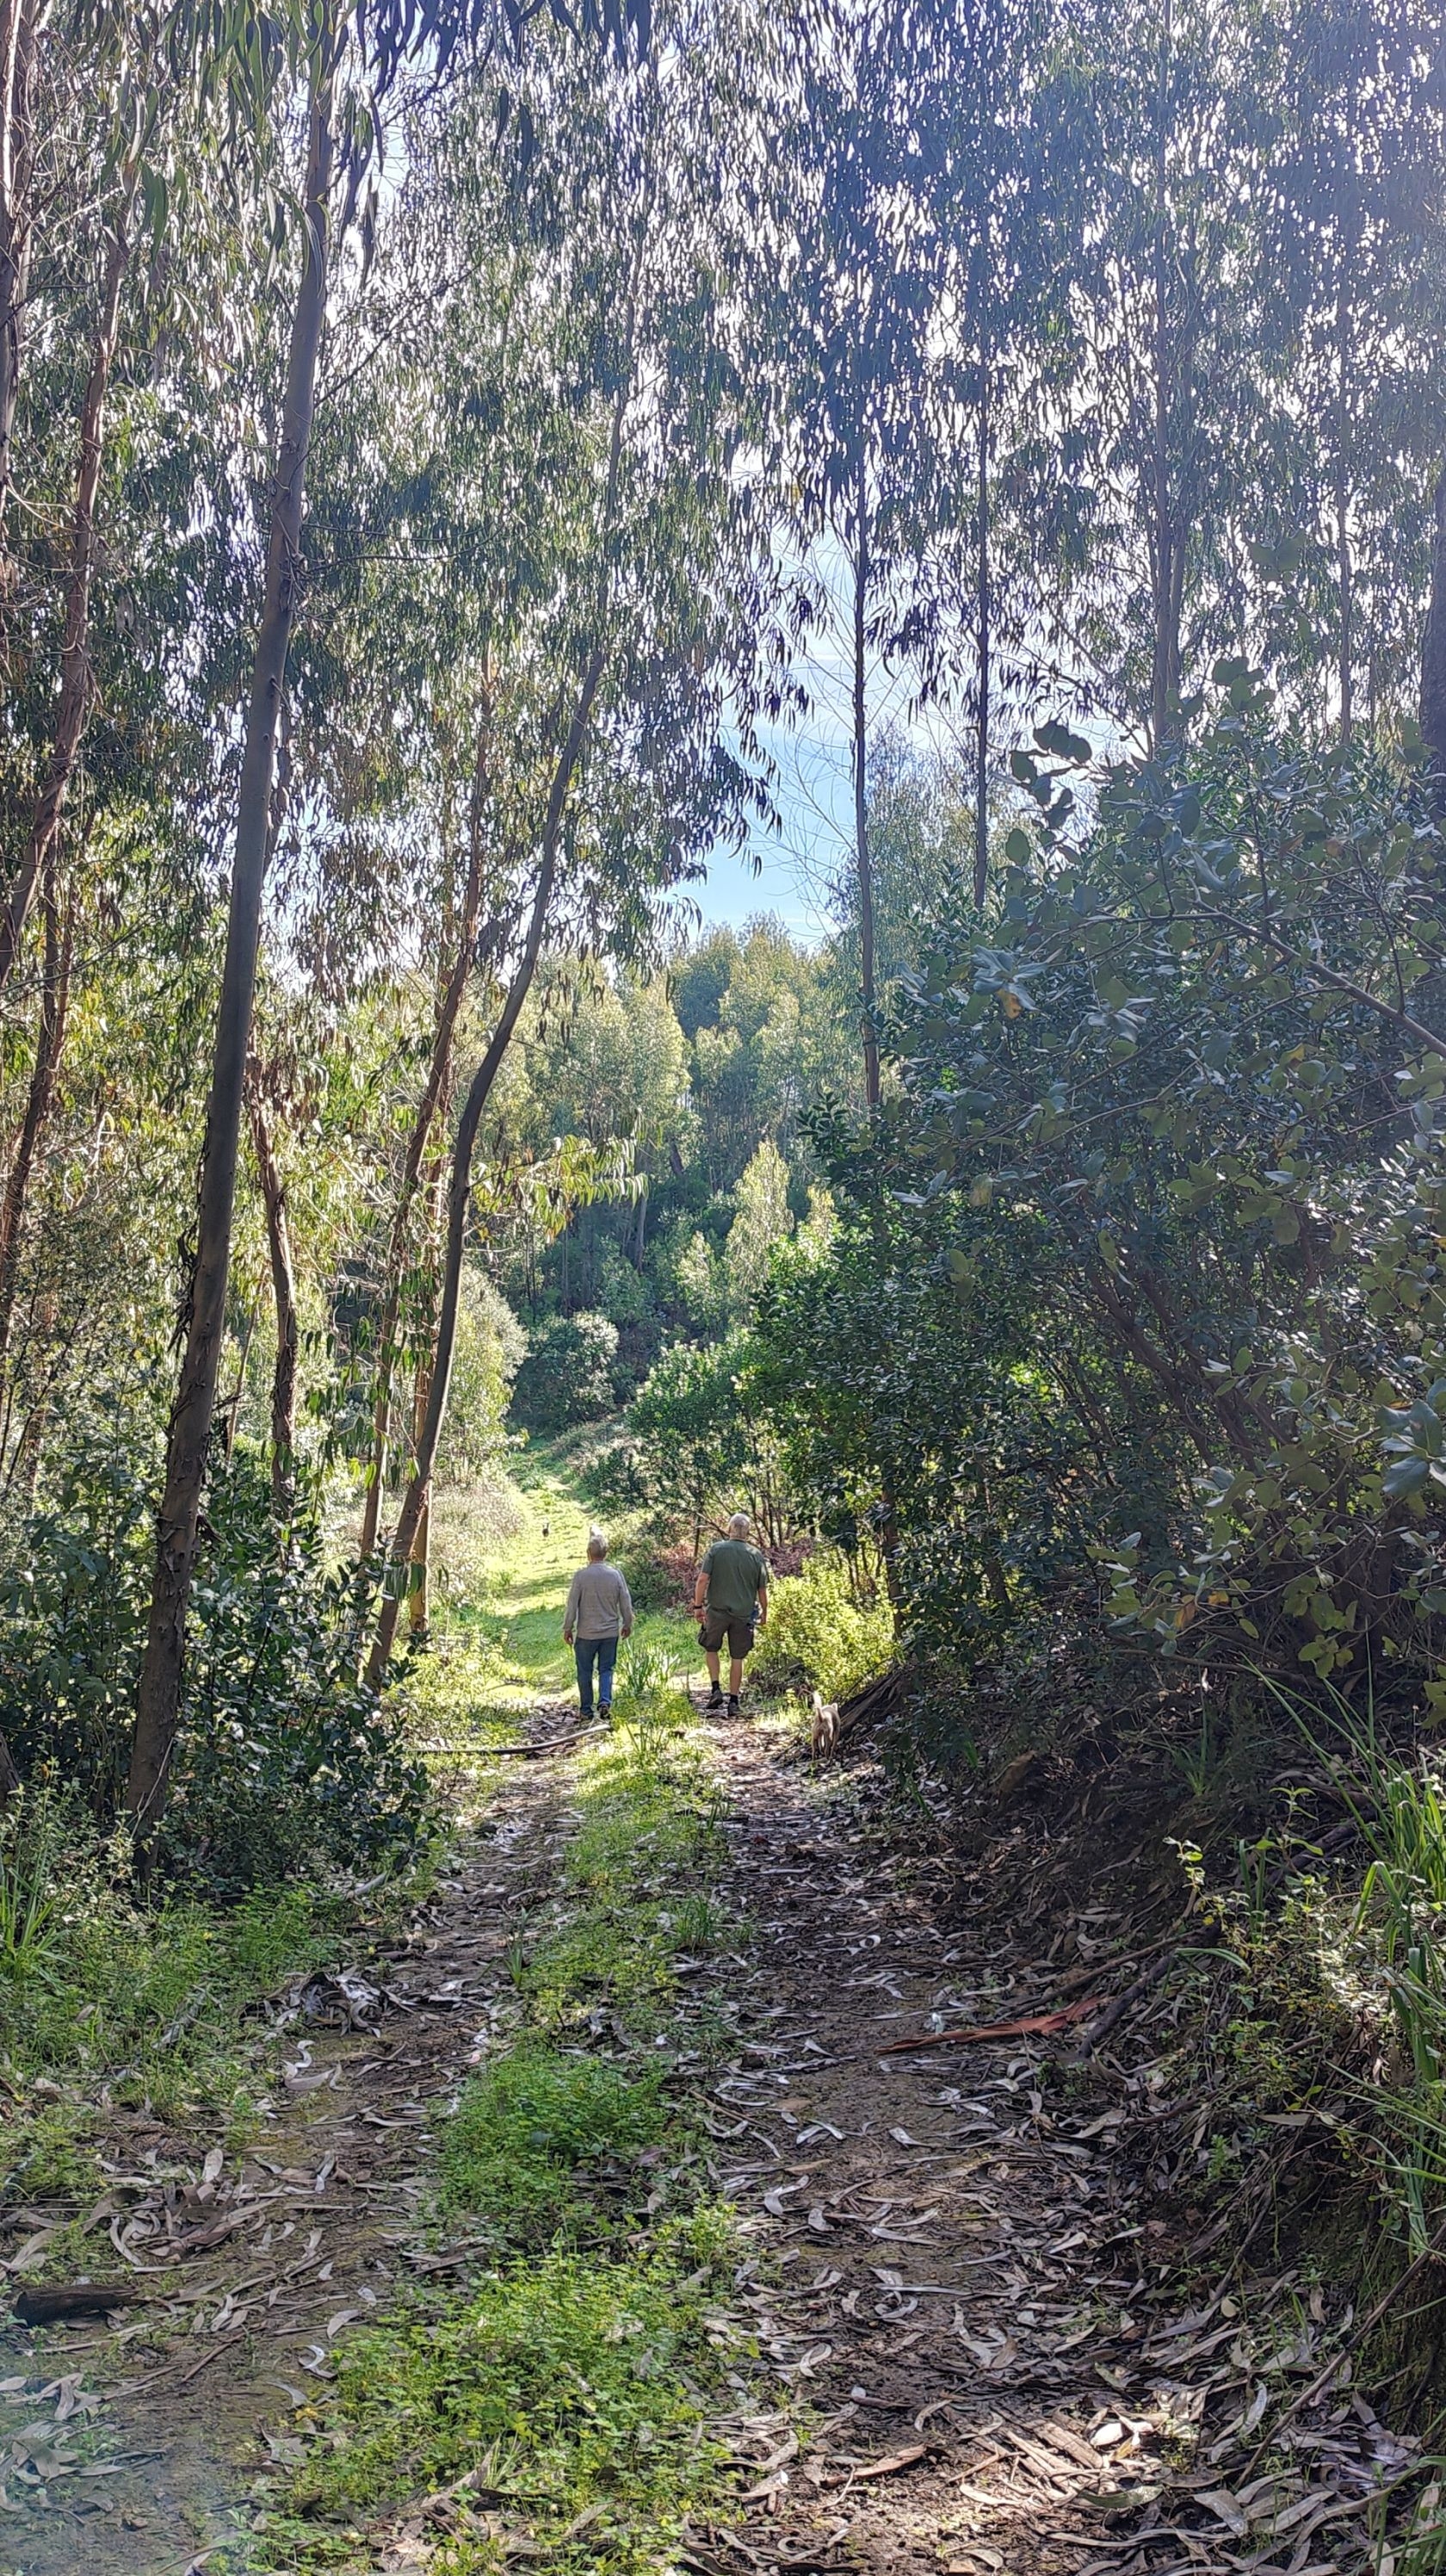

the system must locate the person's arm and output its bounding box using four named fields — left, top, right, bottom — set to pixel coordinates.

left=562, top=1570, right=580, bottom=1644
left=692, top=1550, right=710, bottom=1616
left=756, top=1576, right=769, bottom=1629
left=618, top=1572, right=633, bottom=1638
